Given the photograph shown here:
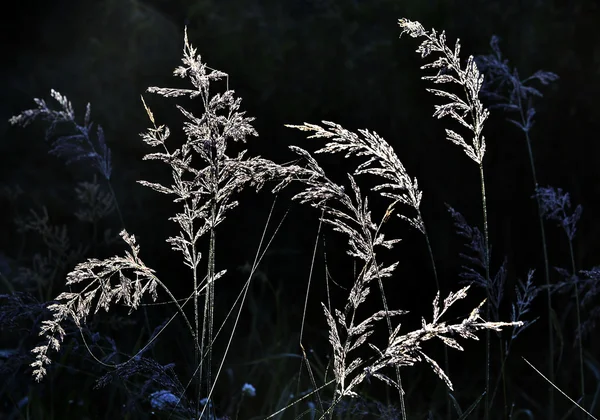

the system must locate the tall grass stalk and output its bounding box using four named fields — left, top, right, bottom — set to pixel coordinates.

left=475, top=36, right=560, bottom=419
left=283, top=119, right=427, bottom=419
left=565, top=234, right=585, bottom=418
left=398, top=18, right=493, bottom=418
left=536, top=185, right=586, bottom=416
